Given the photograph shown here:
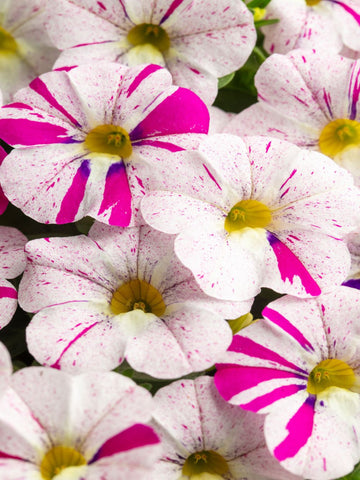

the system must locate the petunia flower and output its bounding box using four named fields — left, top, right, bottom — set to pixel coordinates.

left=149, top=375, right=301, bottom=480
left=0, top=0, right=59, bottom=102
left=260, top=0, right=360, bottom=56
left=19, top=222, right=249, bottom=378
left=215, top=287, right=360, bottom=479
left=141, top=134, right=359, bottom=301
left=46, top=0, right=256, bottom=105
left=0, top=367, right=161, bottom=479
left=0, top=226, right=27, bottom=329
left=226, top=49, right=360, bottom=186
left=0, top=62, right=209, bottom=225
